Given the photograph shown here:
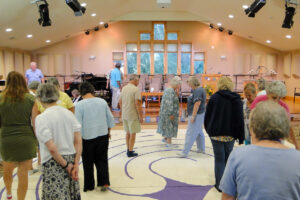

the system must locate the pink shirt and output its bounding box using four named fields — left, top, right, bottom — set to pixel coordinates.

left=250, top=95, right=290, bottom=114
